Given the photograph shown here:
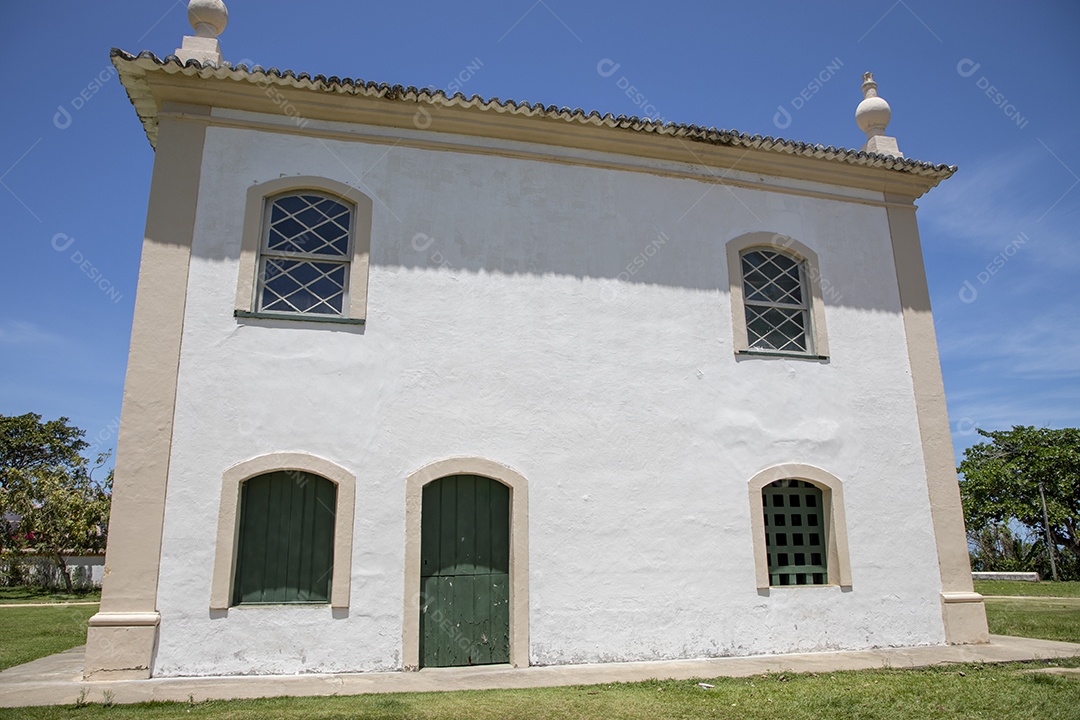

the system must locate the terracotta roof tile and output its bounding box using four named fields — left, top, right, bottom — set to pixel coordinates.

left=111, top=49, right=956, bottom=181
